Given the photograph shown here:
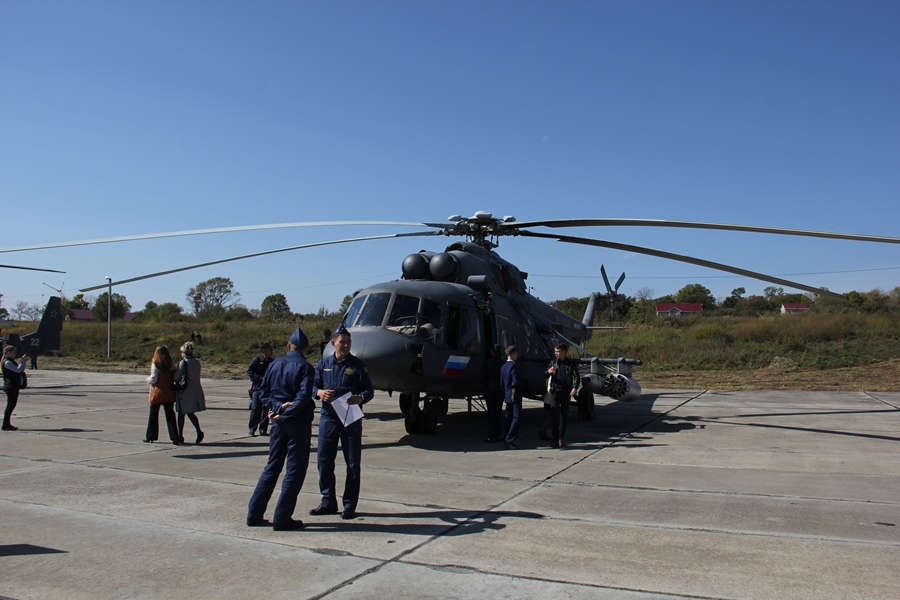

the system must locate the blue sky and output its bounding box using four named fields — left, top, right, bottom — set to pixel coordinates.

left=2, top=0, right=898, bottom=315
